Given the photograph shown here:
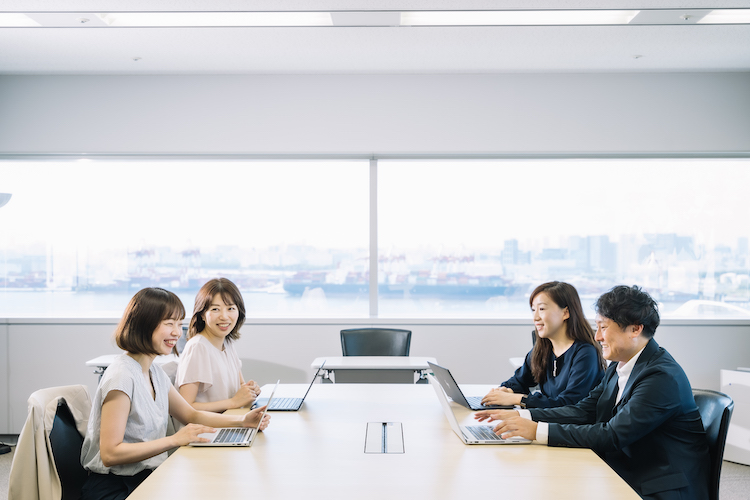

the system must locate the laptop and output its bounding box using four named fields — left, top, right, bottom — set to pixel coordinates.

left=190, top=380, right=279, bottom=447
left=427, top=361, right=514, bottom=410
left=428, top=374, right=531, bottom=445
left=253, top=361, right=325, bottom=411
